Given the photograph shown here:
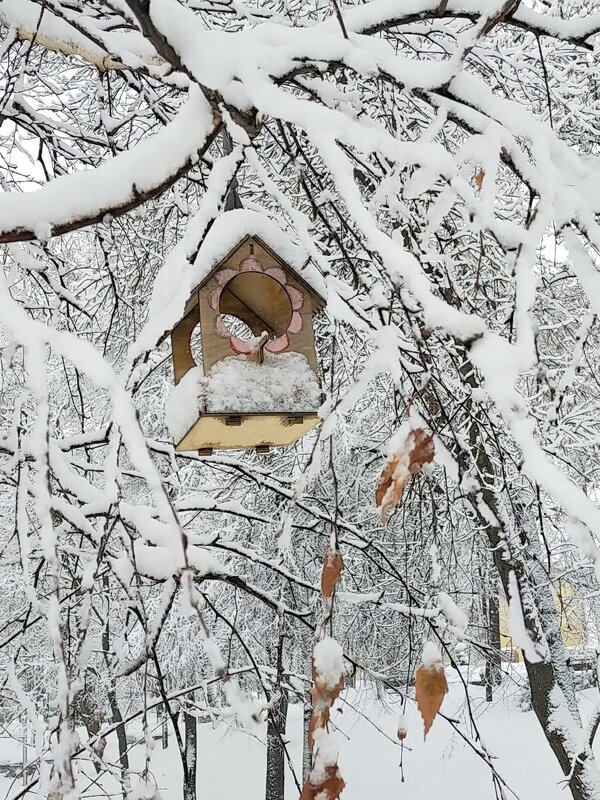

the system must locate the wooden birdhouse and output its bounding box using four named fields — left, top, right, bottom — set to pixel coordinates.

left=166, top=211, right=325, bottom=454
